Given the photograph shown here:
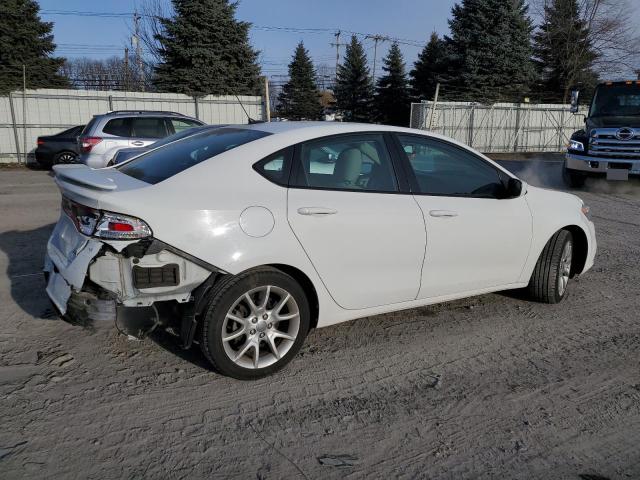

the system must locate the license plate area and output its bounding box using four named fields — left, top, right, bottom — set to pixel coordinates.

left=607, top=168, right=629, bottom=181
